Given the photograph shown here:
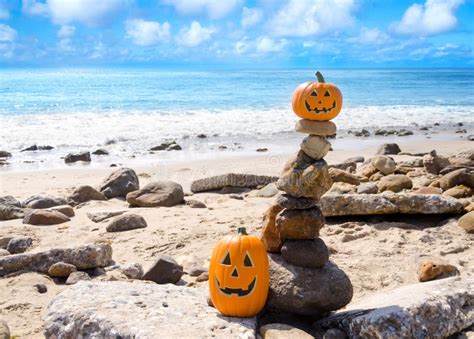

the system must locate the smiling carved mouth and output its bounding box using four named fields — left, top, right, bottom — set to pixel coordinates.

left=305, top=100, right=336, bottom=114
left=215, top=275, right=256, bottom=297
